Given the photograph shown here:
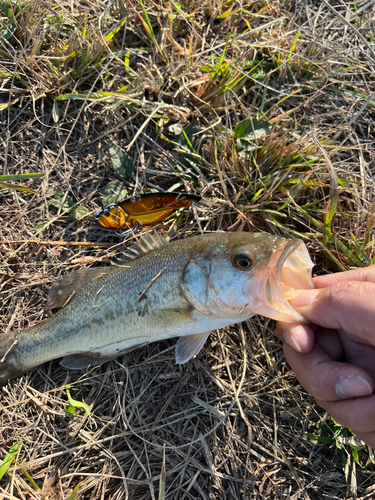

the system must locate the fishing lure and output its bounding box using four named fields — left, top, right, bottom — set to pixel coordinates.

left=95, top=192, right=201, bottom=229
